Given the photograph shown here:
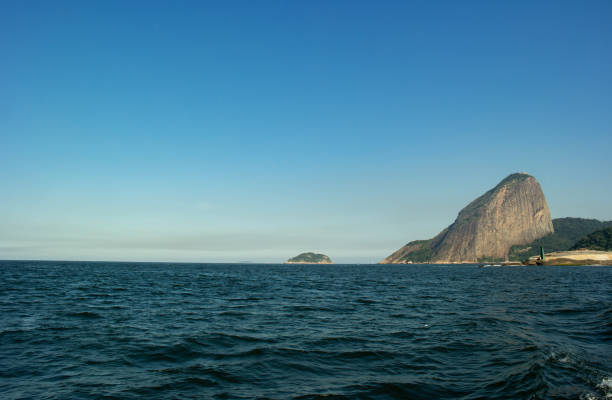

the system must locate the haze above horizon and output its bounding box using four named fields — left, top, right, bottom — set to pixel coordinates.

left=1, top=1, right=611, bottom=263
